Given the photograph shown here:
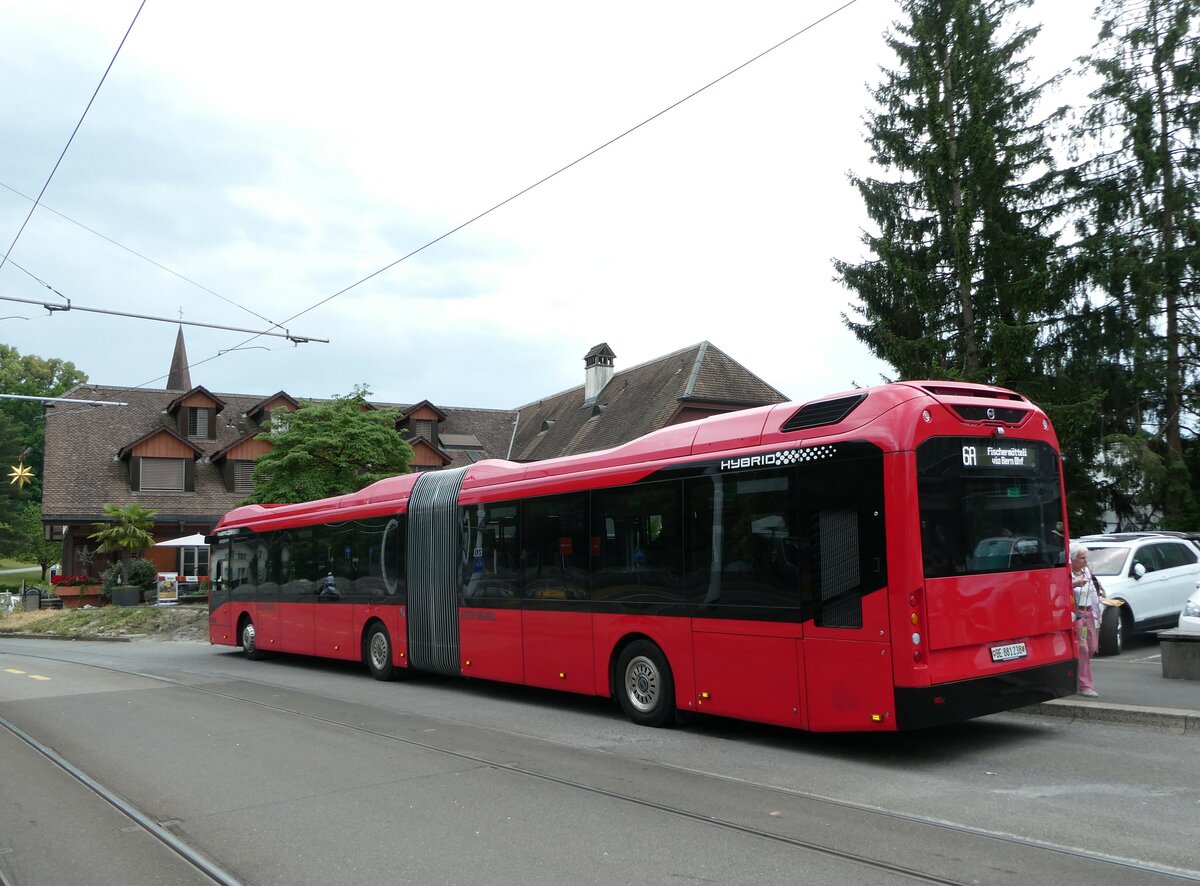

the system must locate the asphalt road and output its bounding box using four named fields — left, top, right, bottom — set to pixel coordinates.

left=1, top=637, right=1198, bottom=886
